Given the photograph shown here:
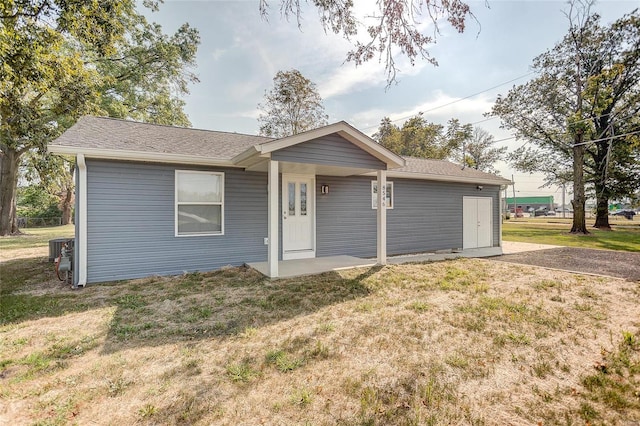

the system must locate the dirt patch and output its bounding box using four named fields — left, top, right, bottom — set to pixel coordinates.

left=0, top=247, right=48, bottom=262
left=495, top=247, right=640, bottom=282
